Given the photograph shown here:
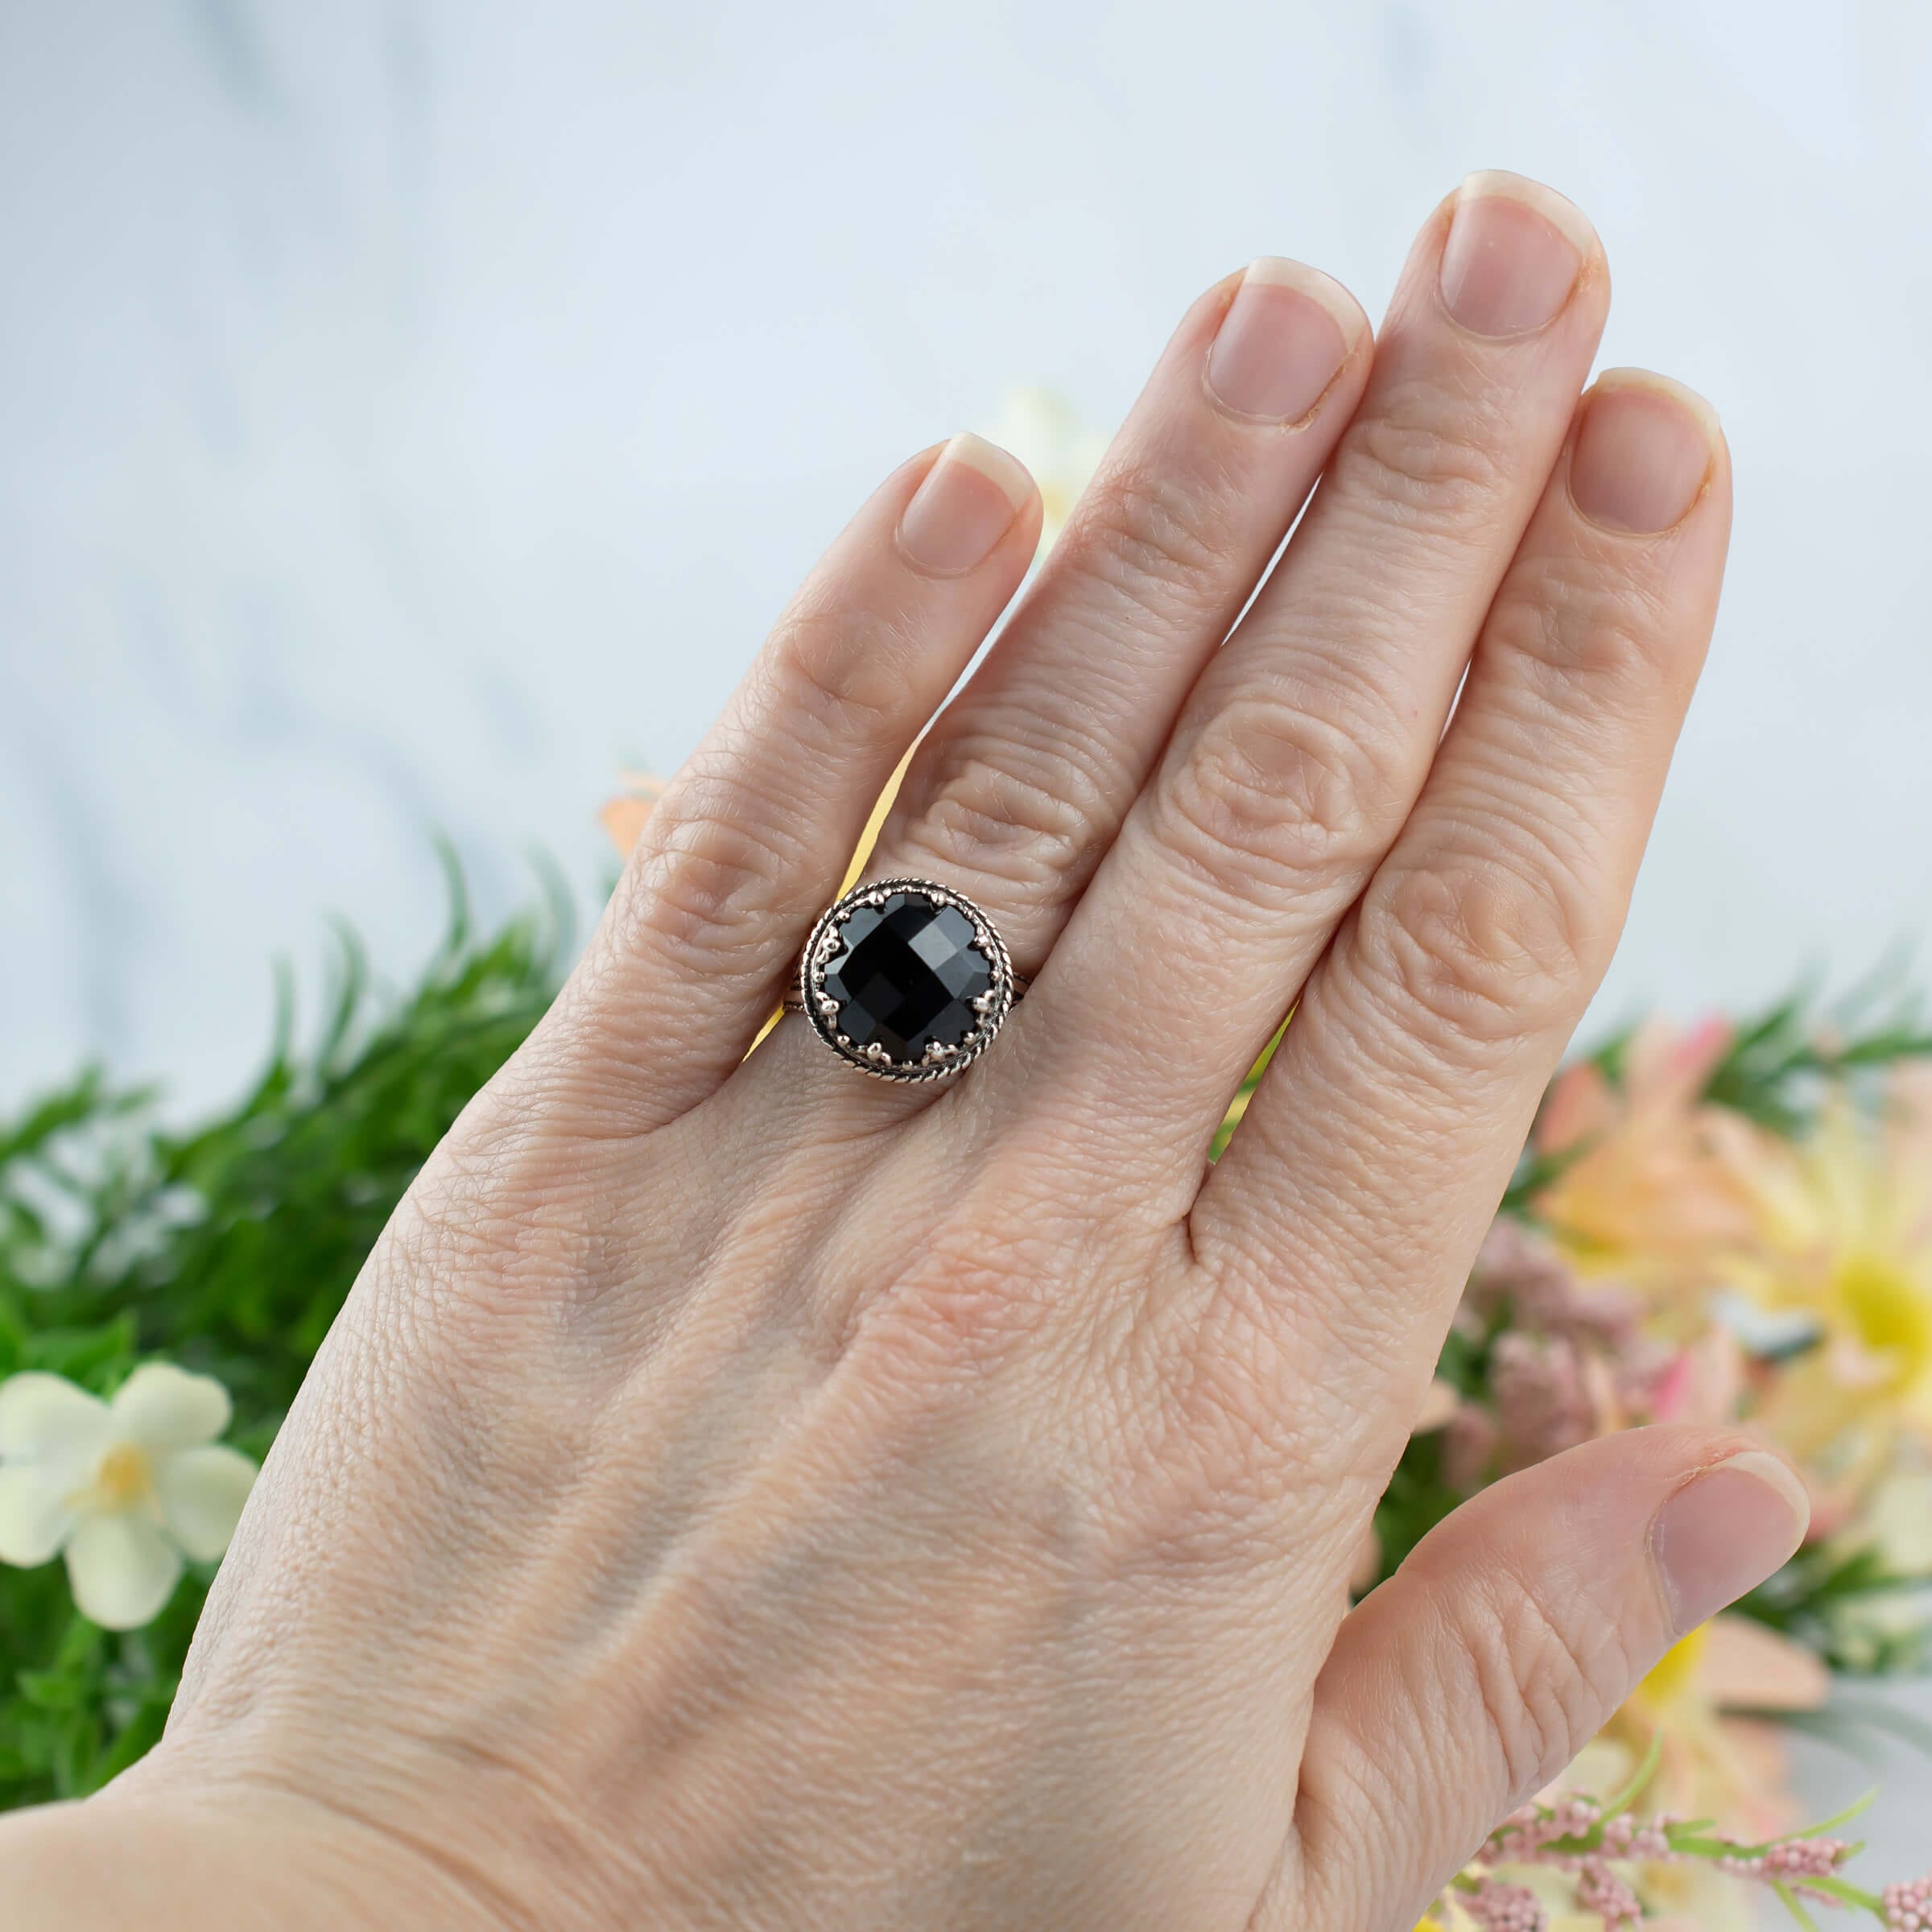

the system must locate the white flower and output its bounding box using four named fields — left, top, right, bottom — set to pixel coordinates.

left=0, top=1364, right=258, bottom=1630
left=1860, top=1466, right=1932, bottom=1572
left=978, top=387, right=1108, bottom=560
